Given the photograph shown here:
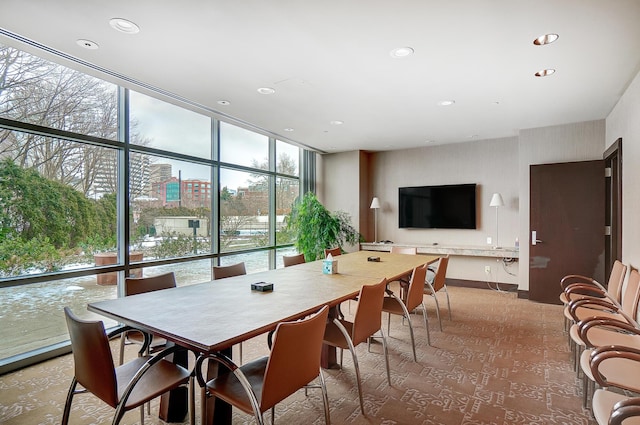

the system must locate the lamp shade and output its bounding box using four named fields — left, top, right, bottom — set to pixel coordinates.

left=370, top=197, right=381, bottom=209
left=489, top=193, right=504, bottom=207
